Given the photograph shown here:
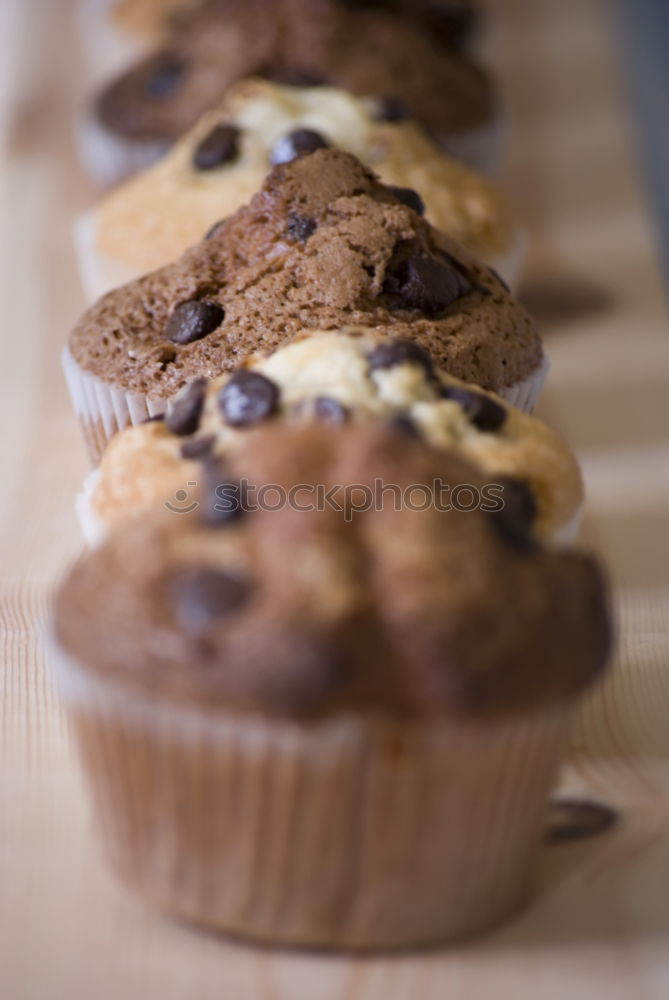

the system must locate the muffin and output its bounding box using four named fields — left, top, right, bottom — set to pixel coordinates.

left=75, top=79, right=522, bottom=303
left=52, top=421, right=612, bottom=950
left=79, top=0, right=497, bottom=185
left=63, top=149, right=545, bottom=463
left=77, top=331, right=580, bottom=547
